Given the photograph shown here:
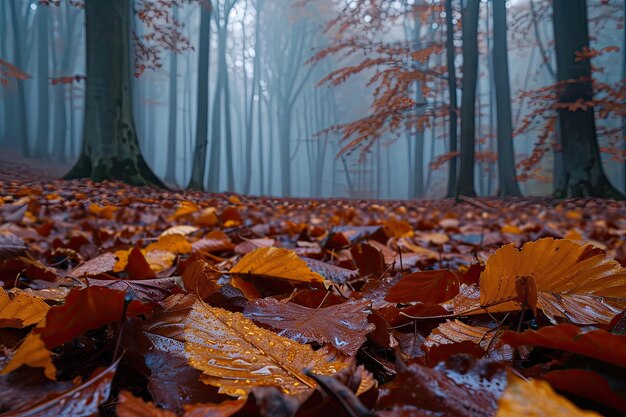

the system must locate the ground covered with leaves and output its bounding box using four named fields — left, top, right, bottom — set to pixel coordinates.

left=1, top=164, right=626, bottom=417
